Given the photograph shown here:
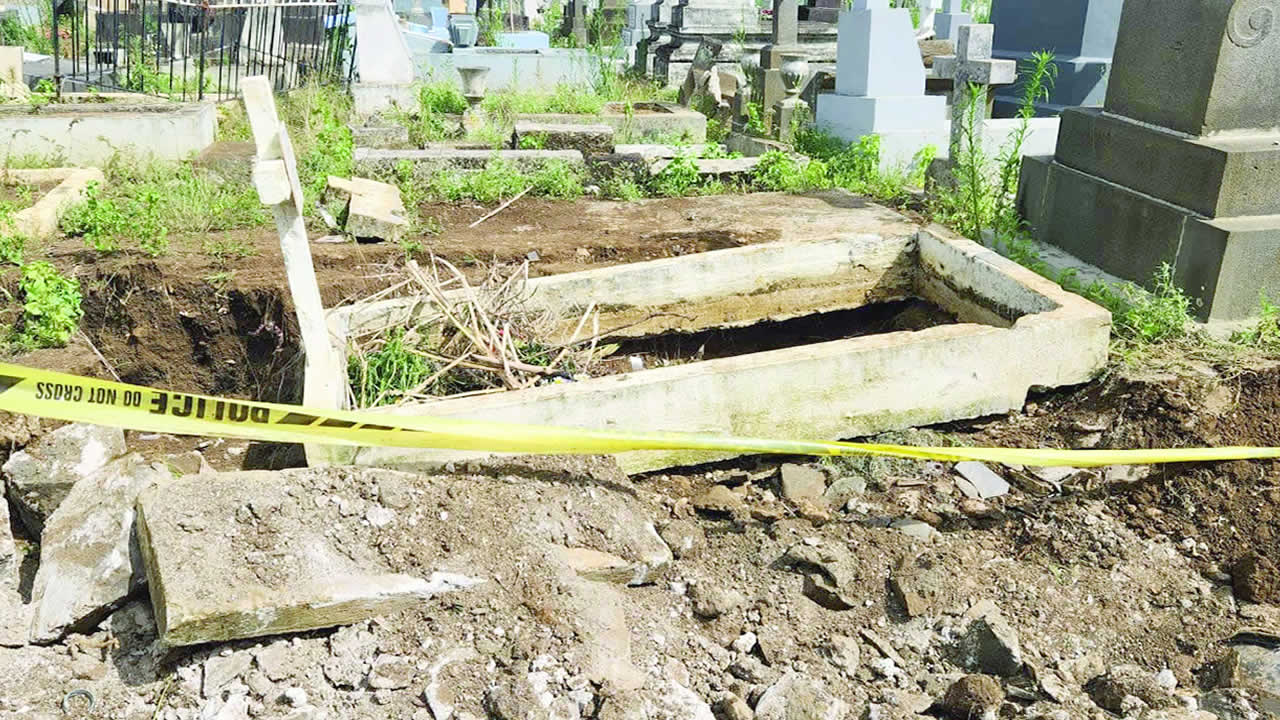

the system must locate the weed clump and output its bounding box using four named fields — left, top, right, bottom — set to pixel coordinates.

left=16, top=262, right=82, bottom=349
